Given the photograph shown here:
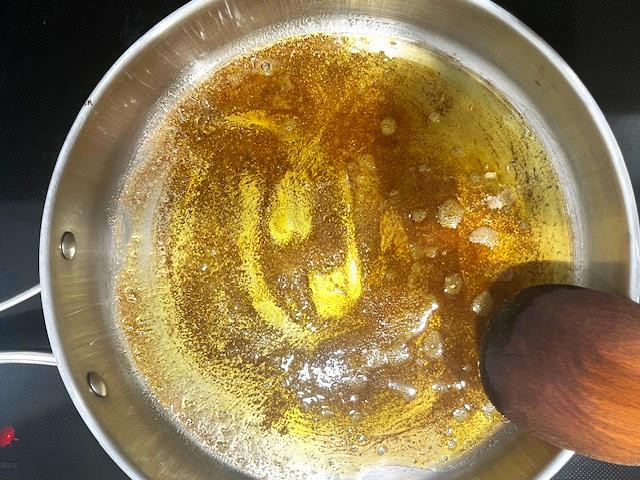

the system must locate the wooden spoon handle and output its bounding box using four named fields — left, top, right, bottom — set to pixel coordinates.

left=480, top=284, right=640, bottom=465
